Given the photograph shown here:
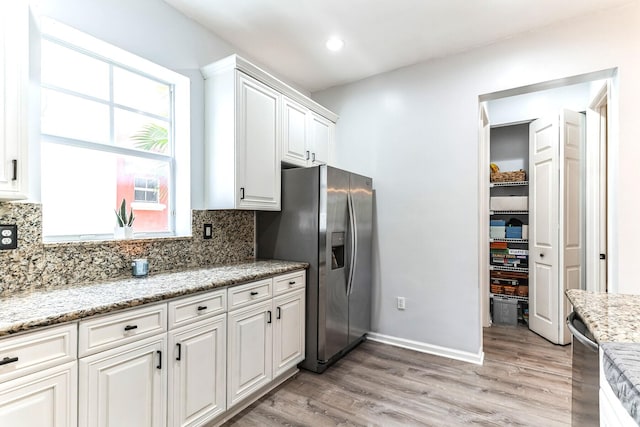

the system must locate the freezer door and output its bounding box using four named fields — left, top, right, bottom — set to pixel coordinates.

left=319, top=166, right=350, bottom=362
left=348, top=173, right=373, bottom=344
